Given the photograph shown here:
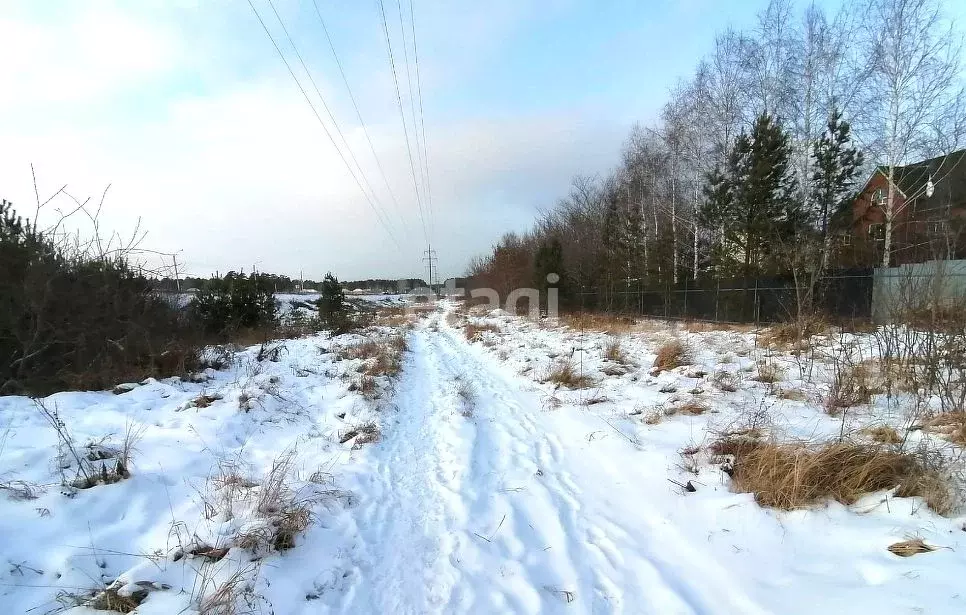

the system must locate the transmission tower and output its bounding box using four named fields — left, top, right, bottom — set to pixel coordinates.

left=423, top=245, right=439, bottom=291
